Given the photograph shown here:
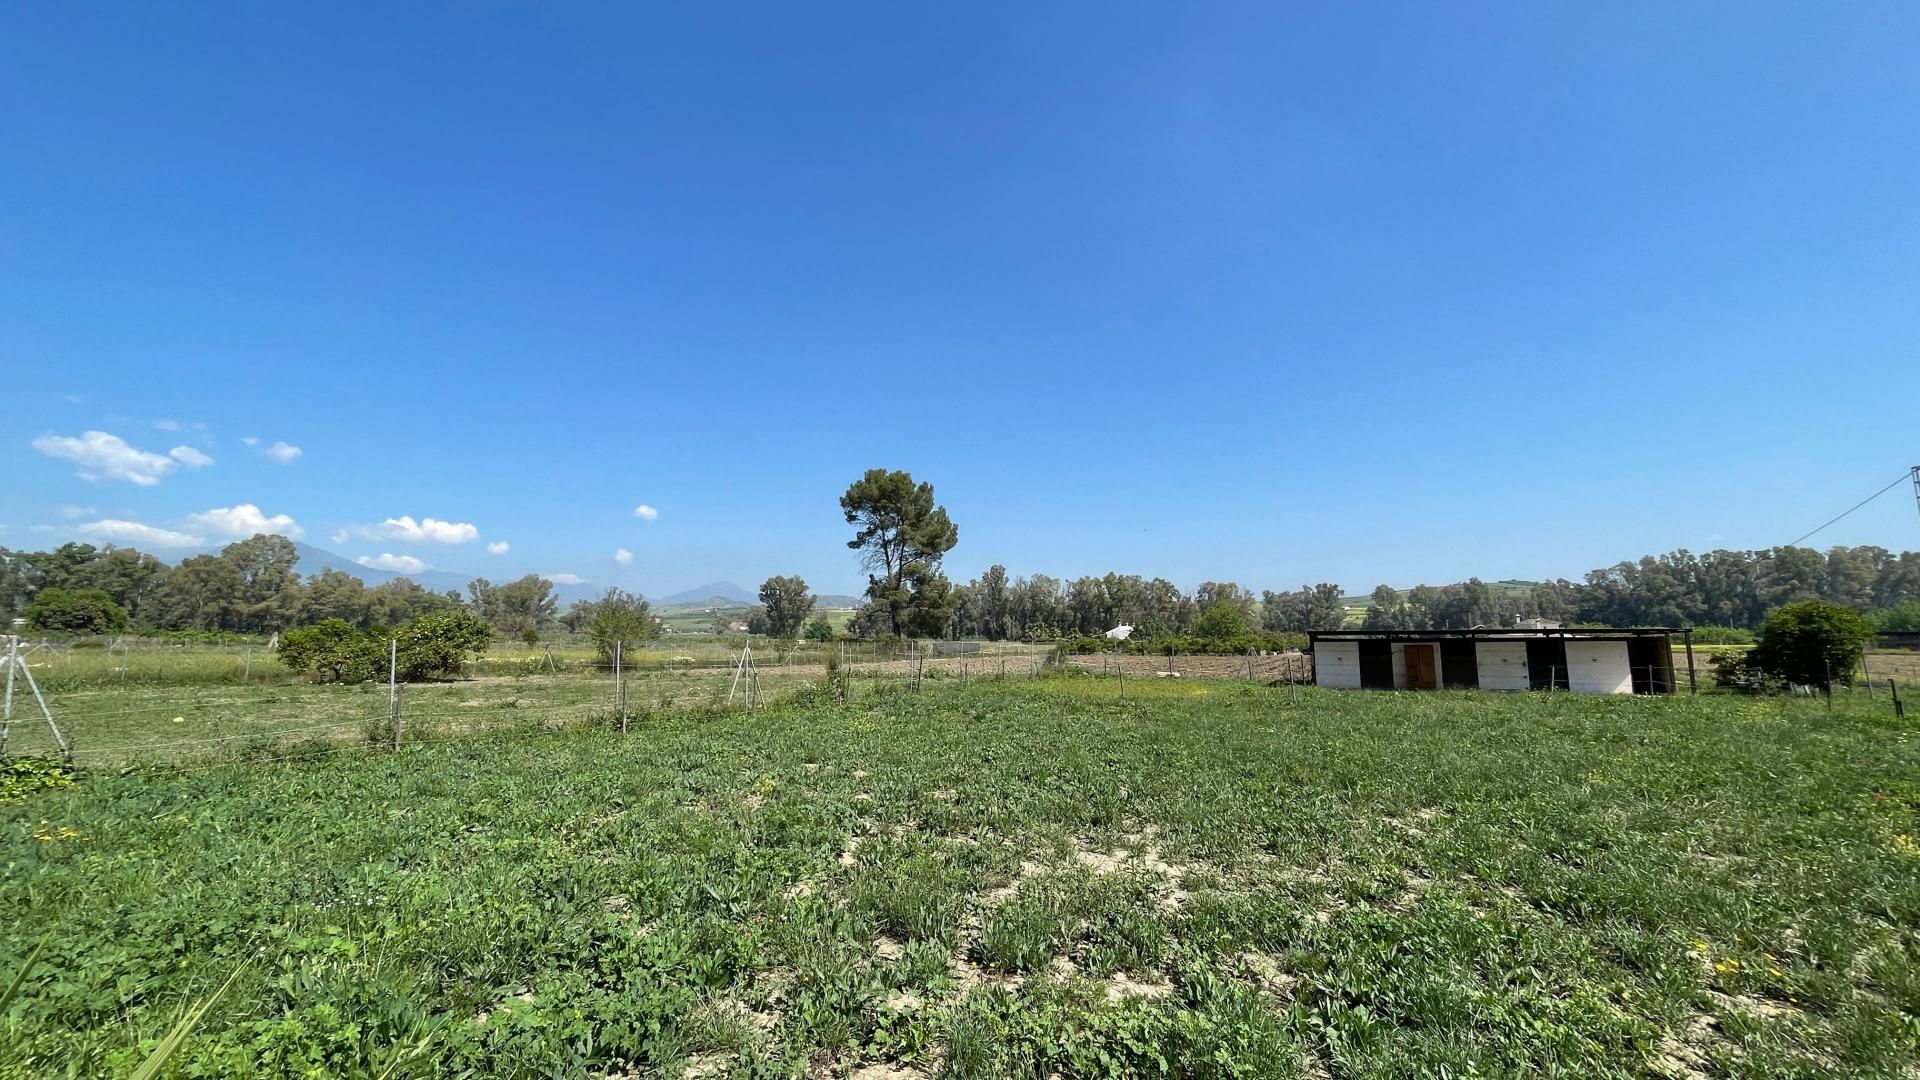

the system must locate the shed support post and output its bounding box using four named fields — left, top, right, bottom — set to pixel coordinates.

left=1683, top=630, right=1696, bottom=696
